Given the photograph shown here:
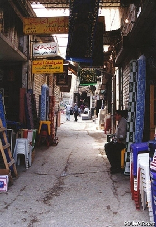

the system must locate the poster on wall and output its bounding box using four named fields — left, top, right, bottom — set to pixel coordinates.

left=33, top=42, right=58, bottom=57
left=23, top=17, right=69, bottom=34
left=32, top=59, right=63, bottom=74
